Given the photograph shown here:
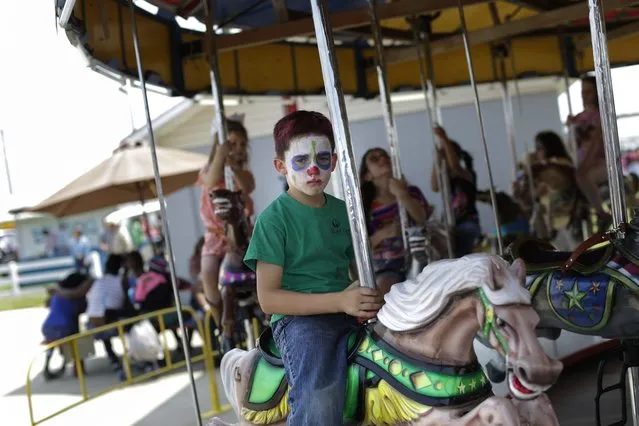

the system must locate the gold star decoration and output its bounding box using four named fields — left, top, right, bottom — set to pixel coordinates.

left=480, top=375, right=487, bottom=385
left=555, top=279, right=565, bottom=292
left=457, top=382, right=466, bottom=394
left=564, top=282, right=587, bottom=311
left=468, top=379, right=477, bottom=390
left=589, top=282, right=601, bottom=295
